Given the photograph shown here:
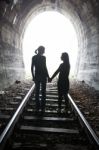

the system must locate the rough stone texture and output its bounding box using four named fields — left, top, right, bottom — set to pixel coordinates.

left=0, top=0, right=25, bottom=90
left=0, top=0, right=99, bottom=90
left=74, top=1, right=99, bottom=90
